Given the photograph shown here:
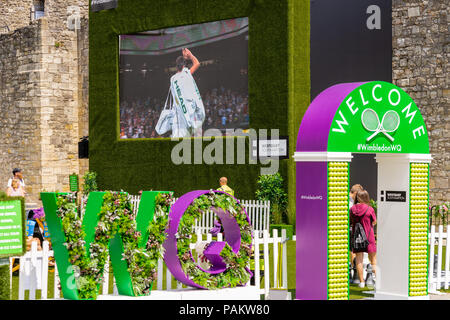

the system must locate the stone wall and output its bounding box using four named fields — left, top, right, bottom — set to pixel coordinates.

left=0, top=0, right=89, bottom=35
left=392, top=0, right=449, bottom=205
left=77, top=17, right=90, bottom=177
left=38, top=17, right=81, bottom=196
left=0, top=10, right=89, bottom=204
left=0, top=0, right=34, bottom=34
left=0, top=20, right=43, bottom=200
